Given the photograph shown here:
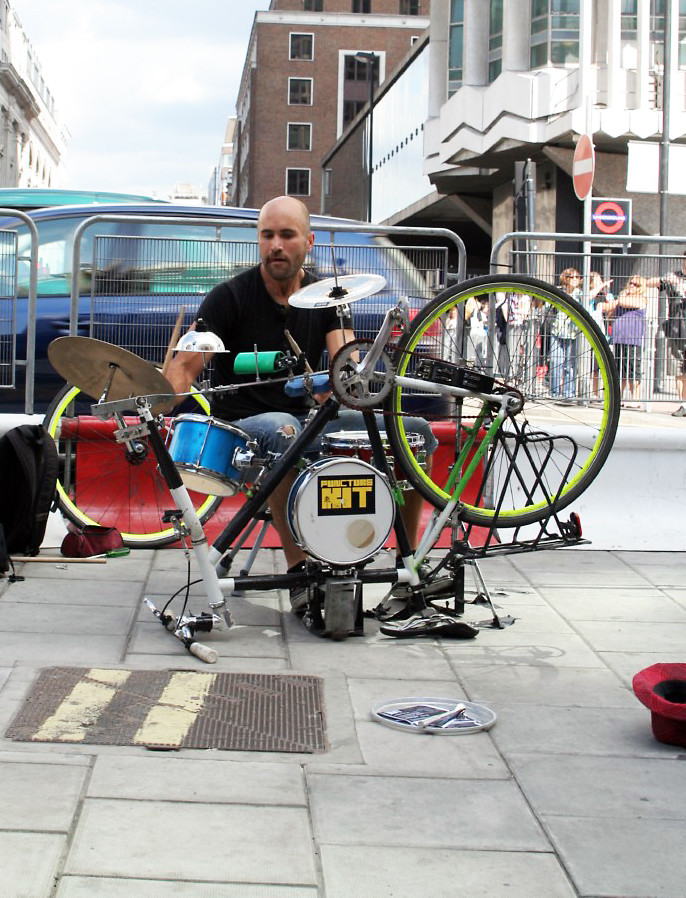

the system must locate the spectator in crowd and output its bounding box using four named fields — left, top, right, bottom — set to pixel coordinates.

left=604, top=275, right=648, bottom=407
left=647, top=253, right=686, bottom=417
left=549, top=267, right=582, bottom=398
left=587, top=271, right=614, bottom=398
left=465, top=295, right=488, bottom=366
